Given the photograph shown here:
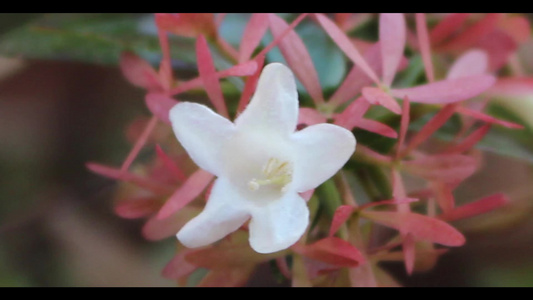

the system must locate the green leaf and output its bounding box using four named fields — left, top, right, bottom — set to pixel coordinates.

left=0, top=13, right=196, bottom=66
